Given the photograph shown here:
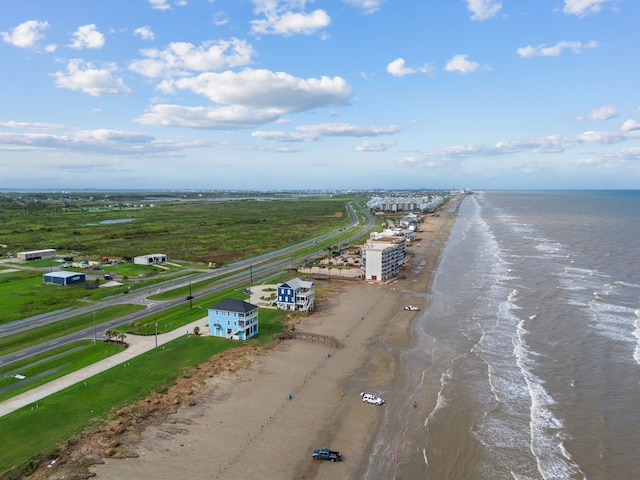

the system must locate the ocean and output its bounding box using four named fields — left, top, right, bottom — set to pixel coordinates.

left=366, top=191, right=640, bottom=480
